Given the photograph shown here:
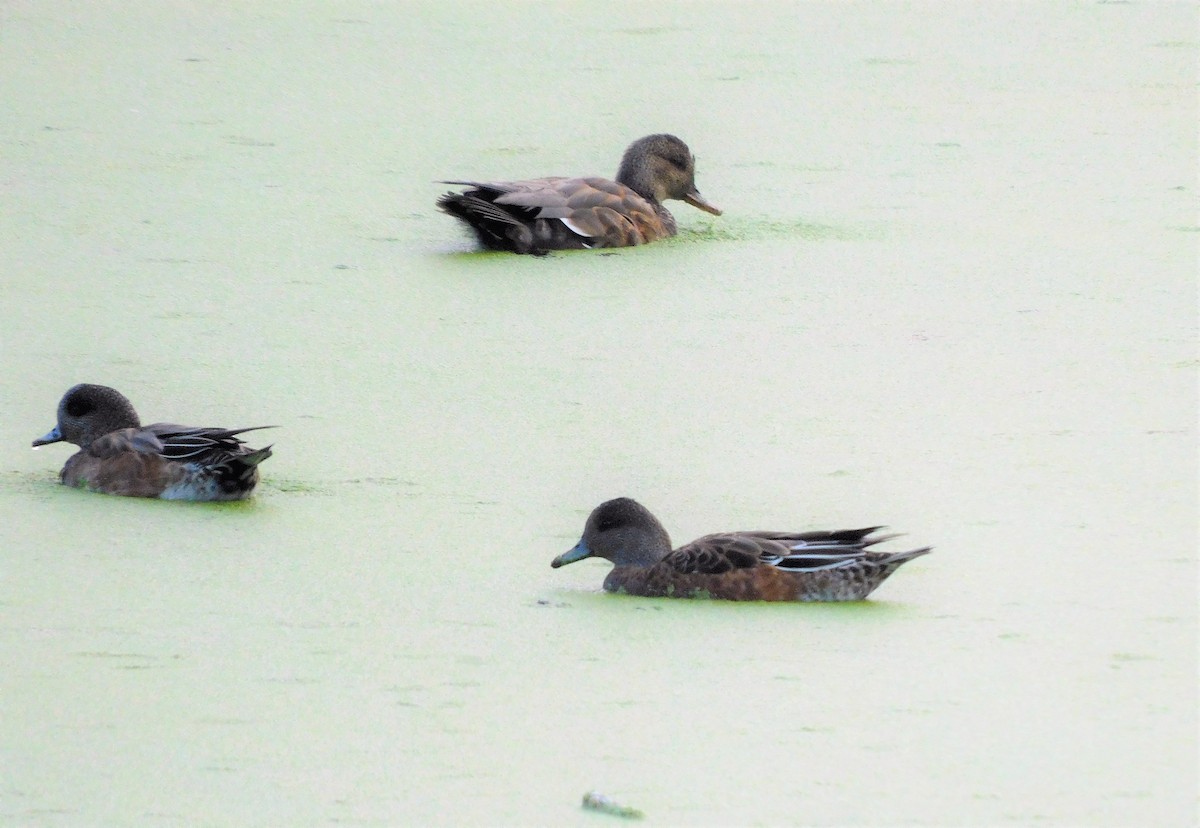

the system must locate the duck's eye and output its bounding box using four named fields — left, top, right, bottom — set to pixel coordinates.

left=665, top=153, right=689, bottom=170
left=595, top=514, right=622, bottom=532
left=595, top=508, right=636, bottom=533
left=66, top=397, right=93, bottom=417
